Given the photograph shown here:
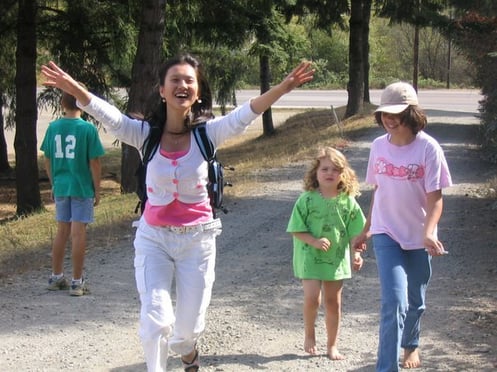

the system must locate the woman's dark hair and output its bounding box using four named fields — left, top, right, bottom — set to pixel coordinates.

left=142, top=54, right=215, bottom=153
left=374, top=105, right=427, bottom=135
